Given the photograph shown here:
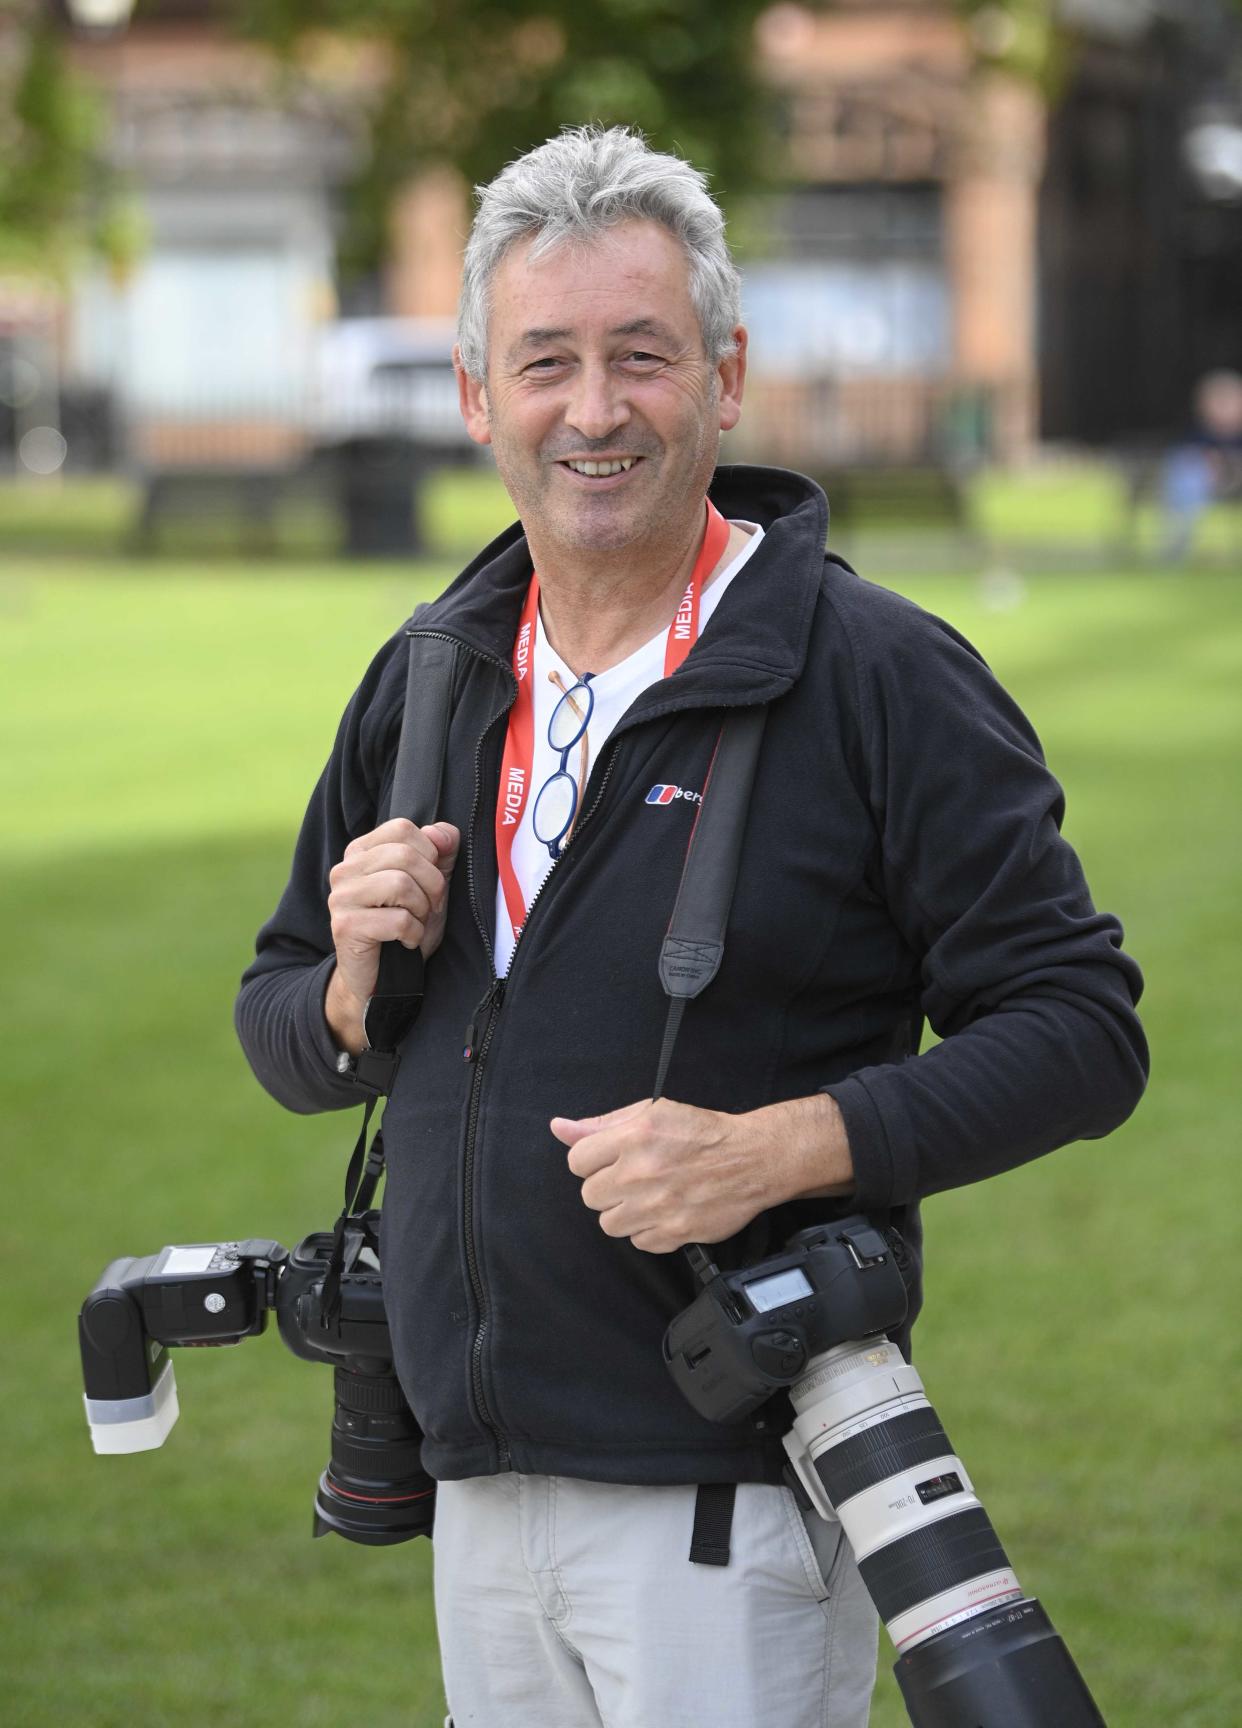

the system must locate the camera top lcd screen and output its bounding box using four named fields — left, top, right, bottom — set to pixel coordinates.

left=744, top=1268, right=813, bottom=1314
left=159, top=1246, right=218, bottom=1277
